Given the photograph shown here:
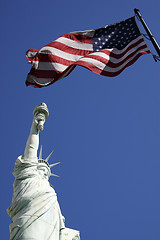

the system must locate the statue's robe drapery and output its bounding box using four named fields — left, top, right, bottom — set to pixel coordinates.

left=7, top=156, right=65, bottom=240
